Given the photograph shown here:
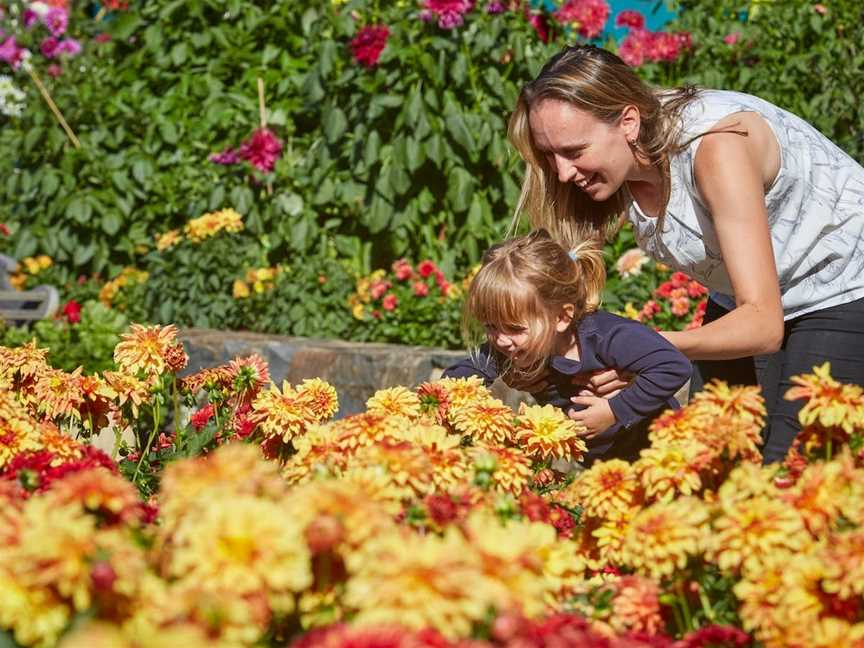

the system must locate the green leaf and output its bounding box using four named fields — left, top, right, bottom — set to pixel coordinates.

left=405, top=137, right=426, bottom=172
left=73, top=243, right=96, bottom=266
left=159, top=122, right=179, bottom=144
left=67, top=197, right=92, bottom=224
left=101, top=212, right=123, bottom=236
left=40, top=172, right=60, bottom=197
left=446, top=167, right=474, bottom=213
left=445, top=112, right=474, bottom=154
left=278, top=193, right=304, bottom=216
left=323, top=107, right=348, bottom=143
left=170, top=43, right=188, bottom=66
left=364, top=131, right=381, bottom=167
left=109, top=13, right=142, bottom=40
left=365, top=197, right=391, bottom=233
